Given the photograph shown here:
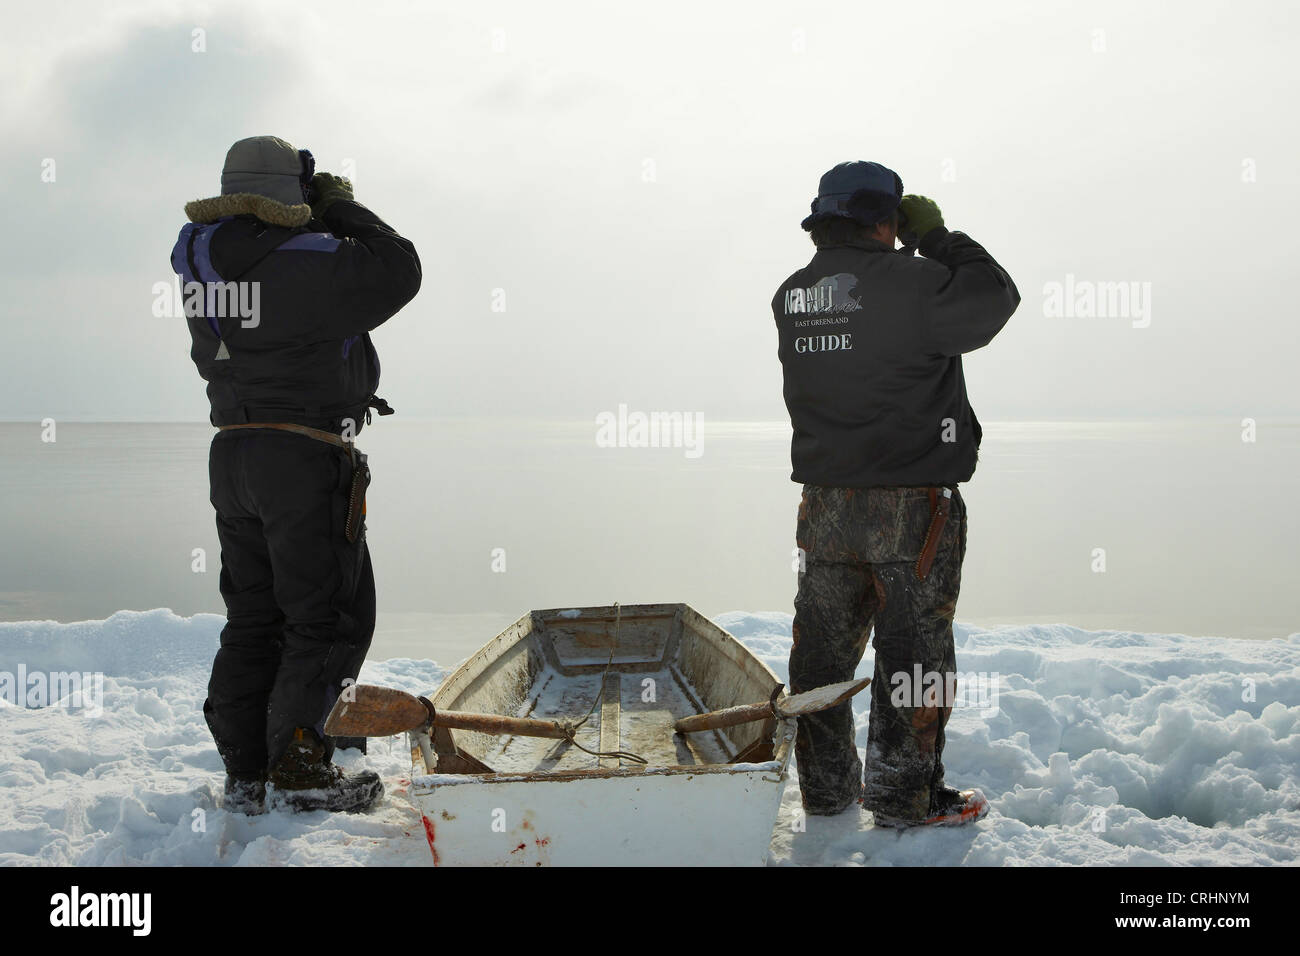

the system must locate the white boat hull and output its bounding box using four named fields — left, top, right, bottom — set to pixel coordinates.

left=412, top=759, right=791, bottom=867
